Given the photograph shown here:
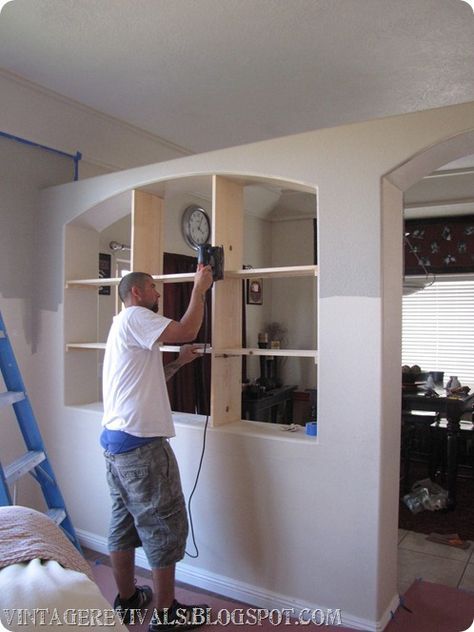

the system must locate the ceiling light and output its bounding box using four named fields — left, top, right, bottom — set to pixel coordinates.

left=460, top=0, right=474, bottom=13
left=109, top=241, right=131, bottom=252
left=0, top=1, right=14, bottom=15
